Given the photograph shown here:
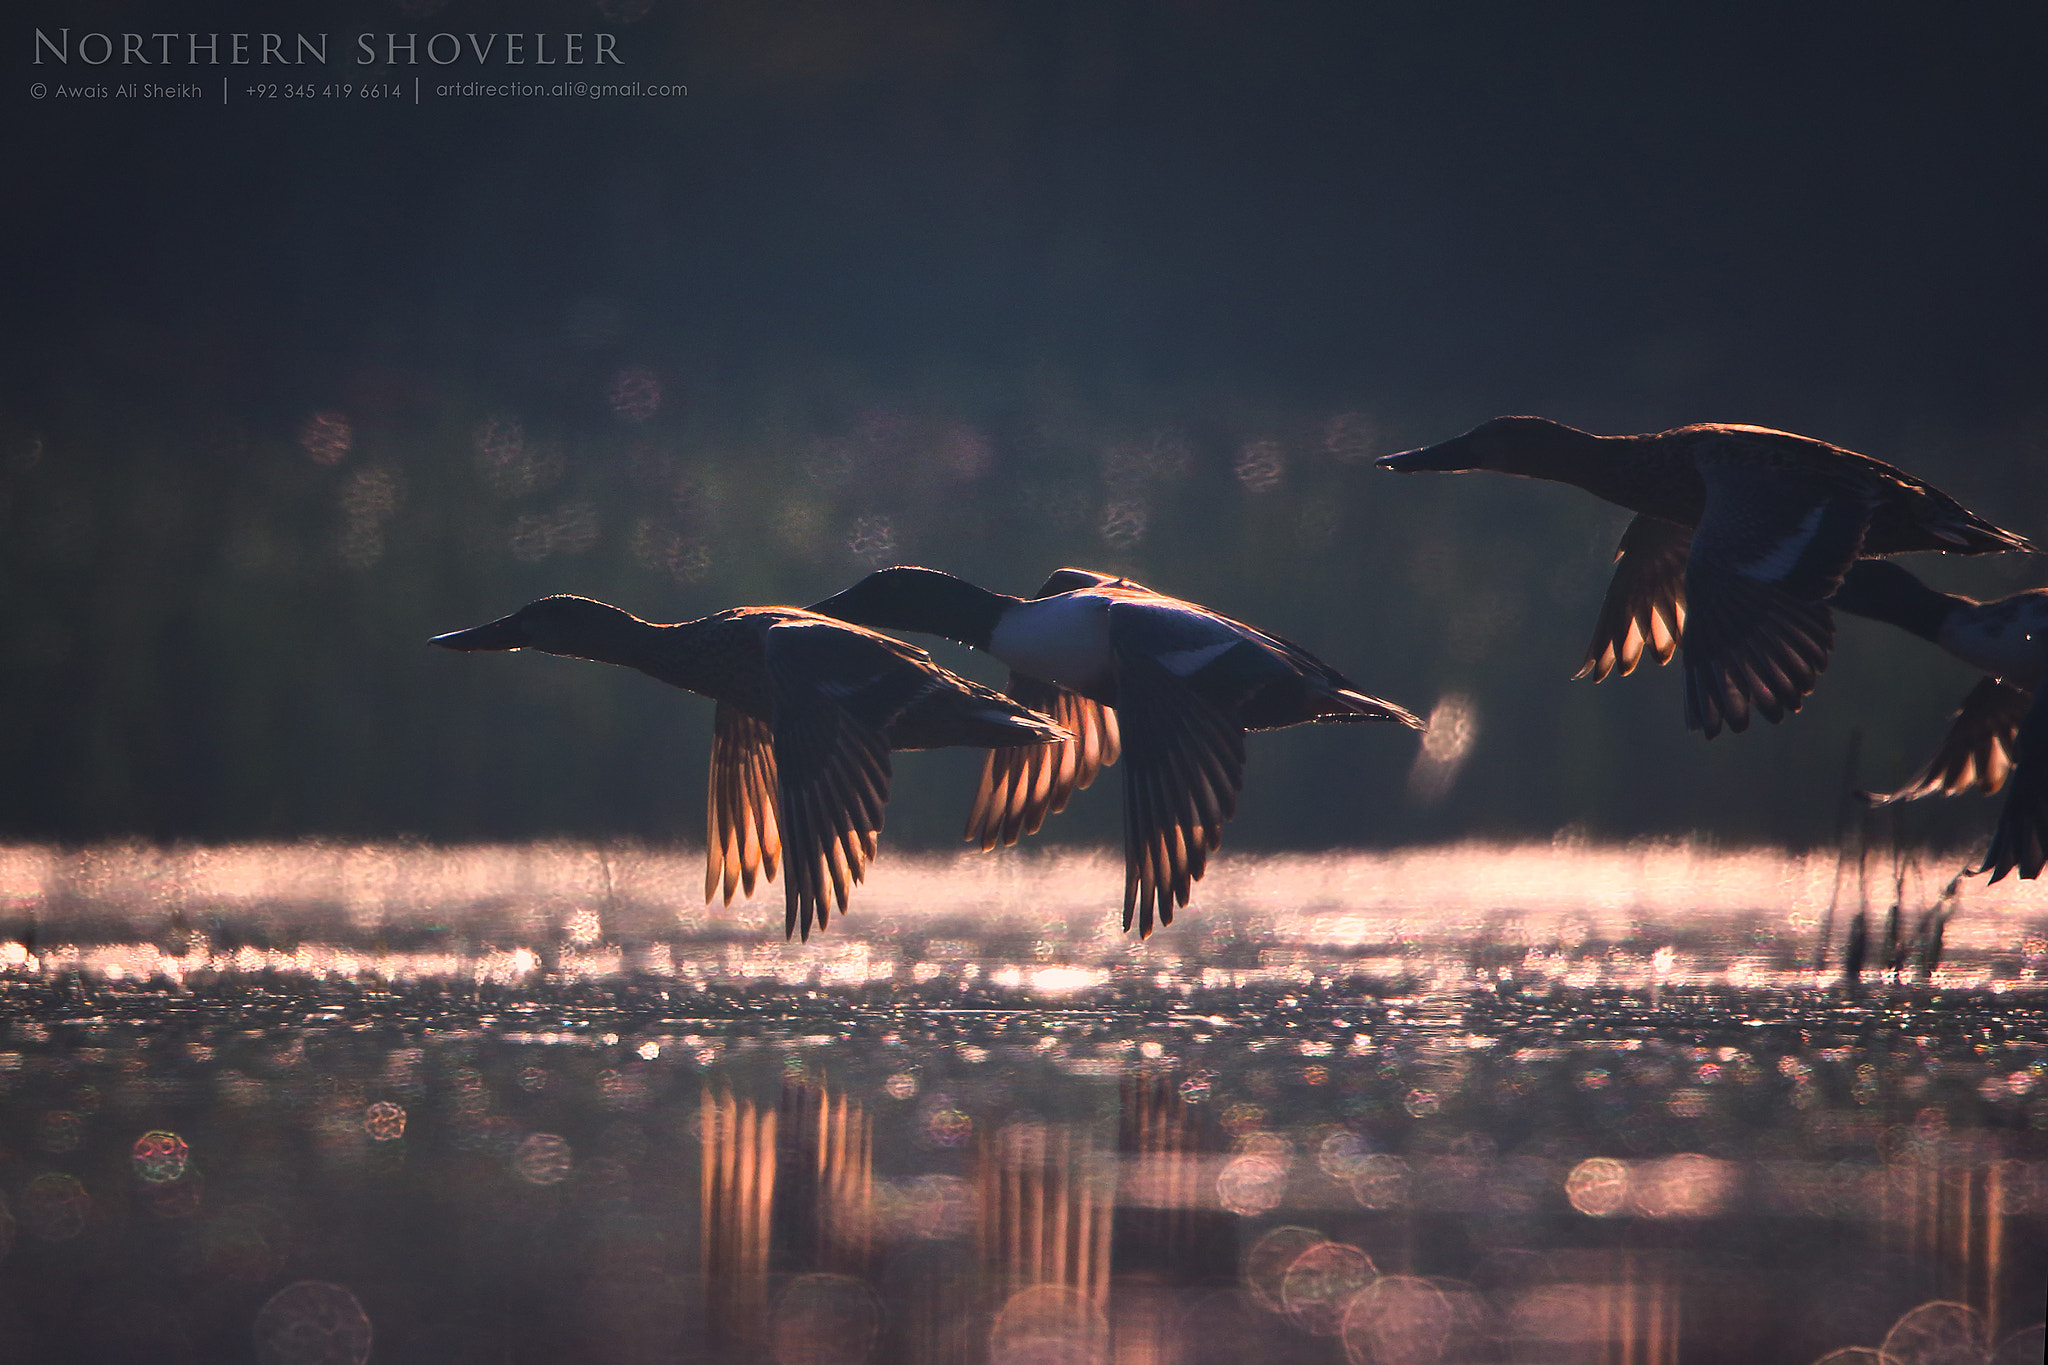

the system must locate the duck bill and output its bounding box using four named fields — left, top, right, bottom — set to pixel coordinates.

left=1377, top=436, right=1478, bottom=473
left=431, top=615, right=529, bottom=651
